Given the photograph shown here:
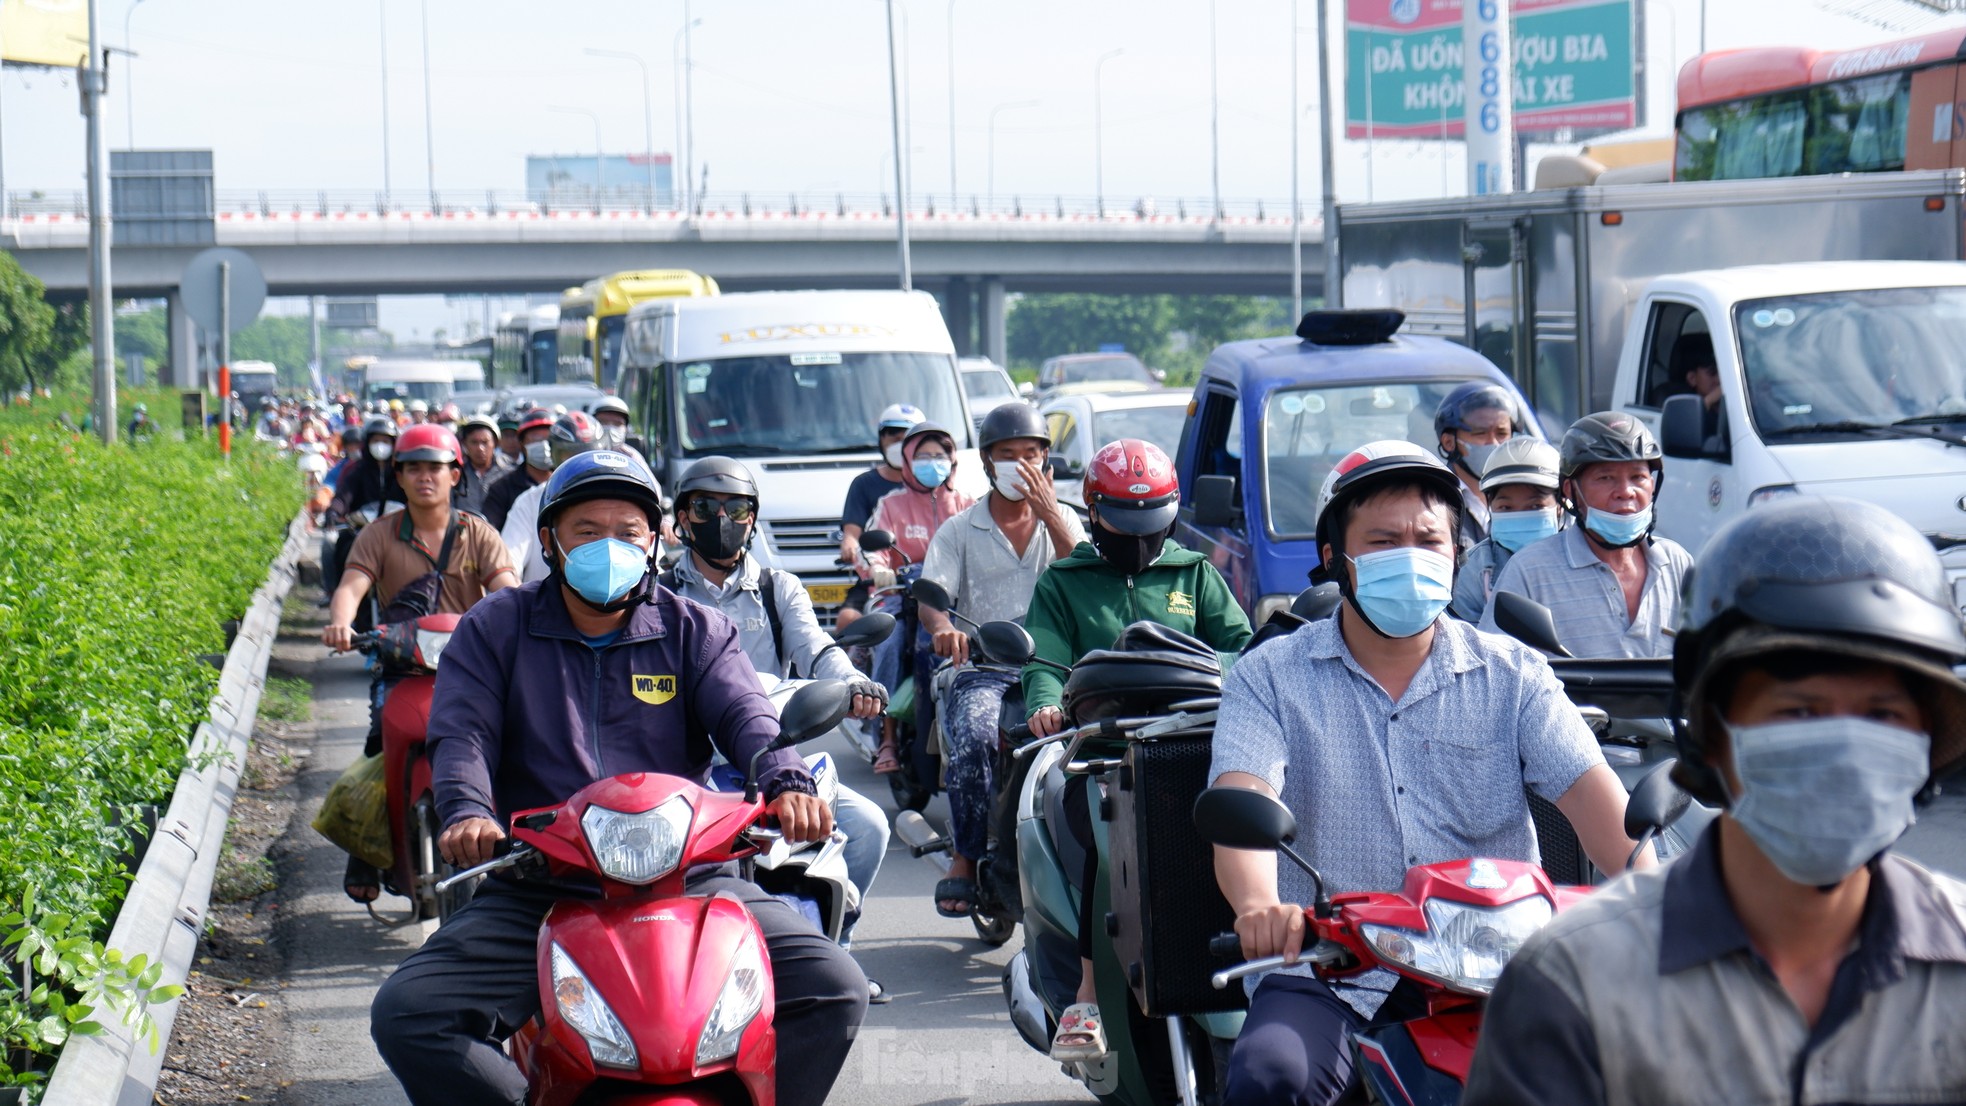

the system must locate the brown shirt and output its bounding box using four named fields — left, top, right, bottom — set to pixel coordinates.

left=344, top=508, right=515, bottom=614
